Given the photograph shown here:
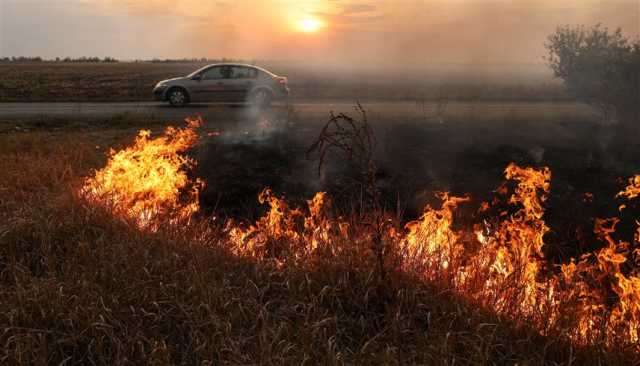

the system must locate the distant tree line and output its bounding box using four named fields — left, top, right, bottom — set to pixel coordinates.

left=0, top=56, right=119, bottom=63
left=0, top=56, right=261, bottom=64
left=143, top=57, right=249, bottom=64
